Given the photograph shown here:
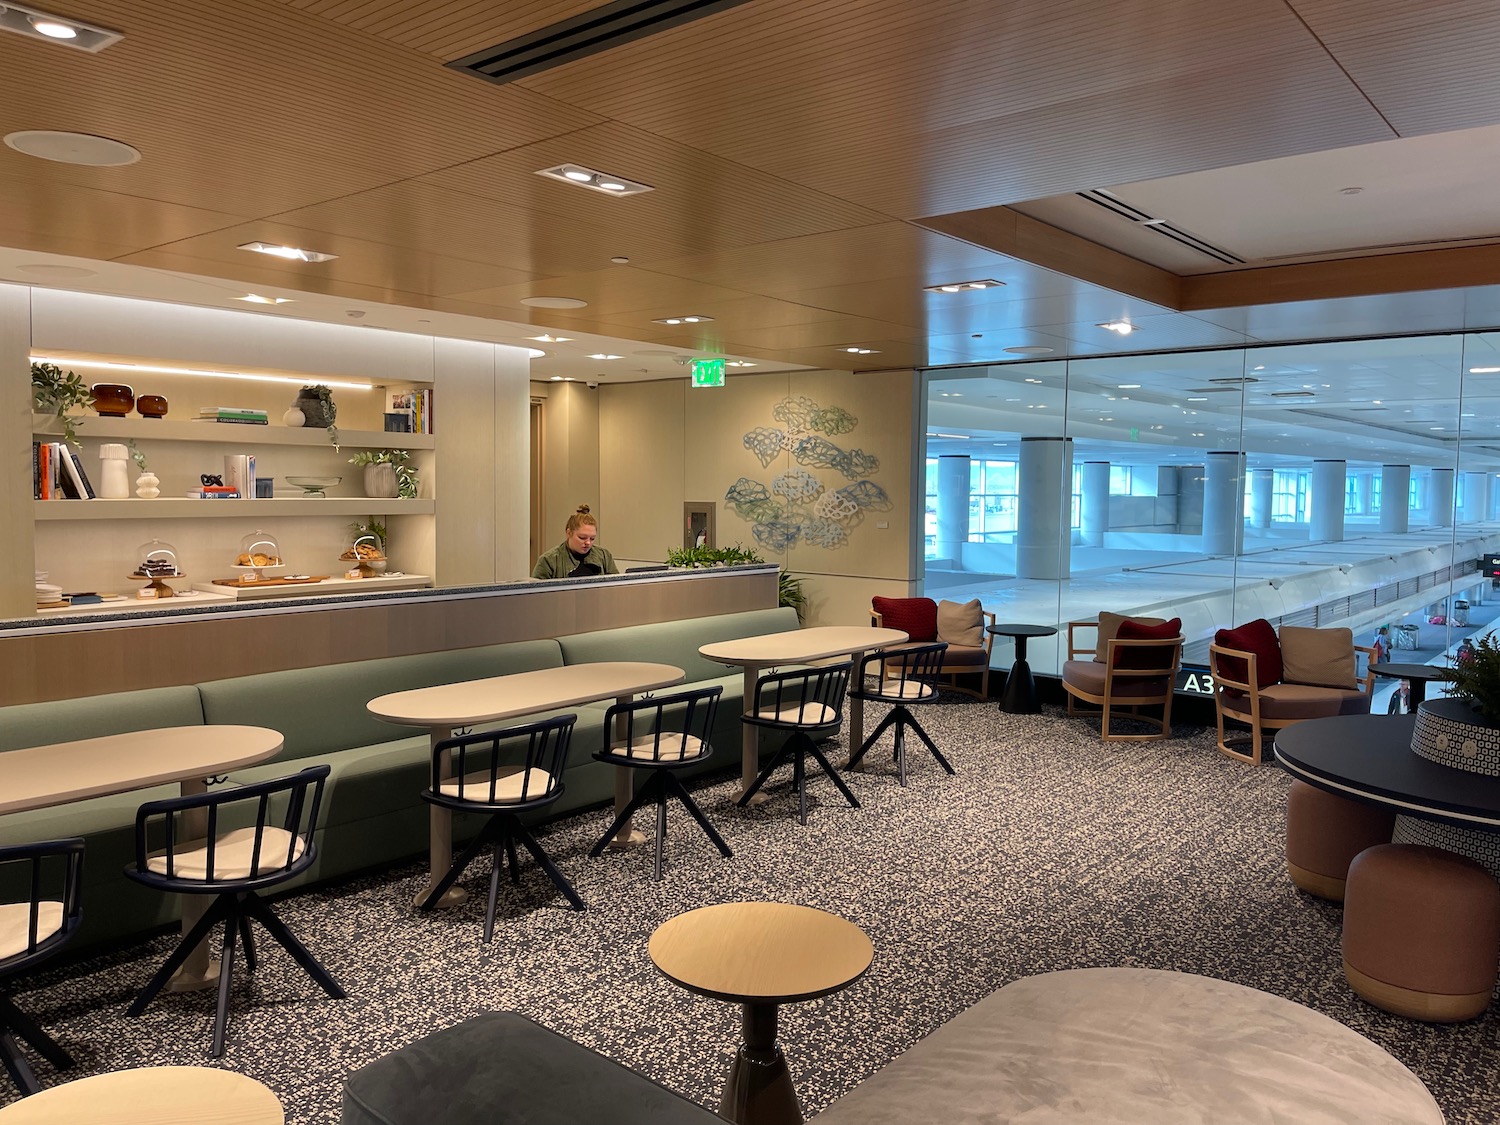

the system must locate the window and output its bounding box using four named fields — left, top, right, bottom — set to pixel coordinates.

left=1271, top=470, right=1309, bottom=523
left=1108, top=466, right=1157, bottom=497
left=969, top=459, right=1018, bottom=541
